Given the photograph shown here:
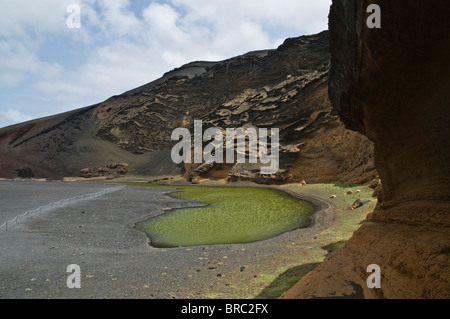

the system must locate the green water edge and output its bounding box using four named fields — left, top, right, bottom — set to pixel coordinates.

left=102, top=181, right=376, bottom=298
left=110, top=183, right=316, bottom=248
